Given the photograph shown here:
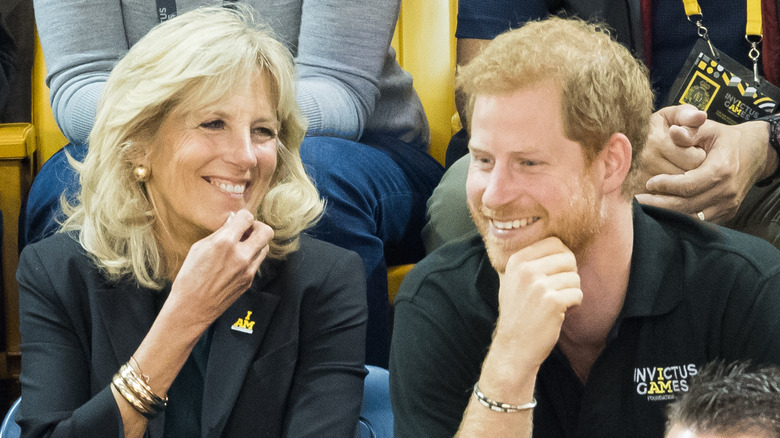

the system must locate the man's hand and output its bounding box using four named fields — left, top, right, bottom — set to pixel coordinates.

left=456, top=237, right=581, bottom=437
left=636, top=105, right=707, bottom=184
left=489, top=237, right=583, bottom=376
left=635, top=105, right=771, bottom=223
